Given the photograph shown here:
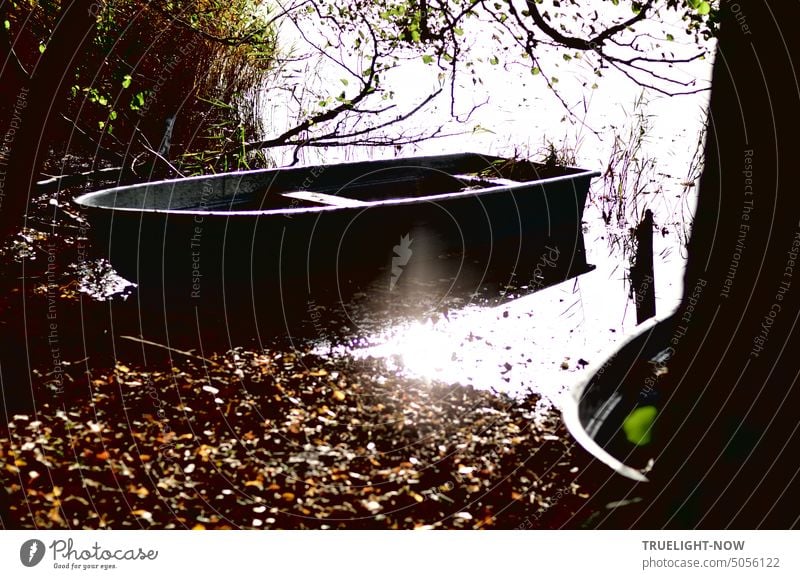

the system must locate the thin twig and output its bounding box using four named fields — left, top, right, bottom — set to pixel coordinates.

left=119, top=335, right=219, bottom=366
